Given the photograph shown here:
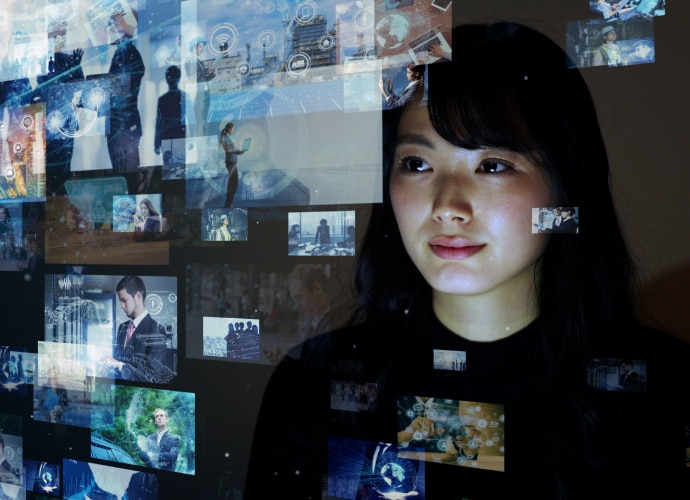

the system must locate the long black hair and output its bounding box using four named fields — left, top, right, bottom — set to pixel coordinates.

left=354, top=21, right=637, bottom=489
left=140, top=198, right=161, bottom=217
